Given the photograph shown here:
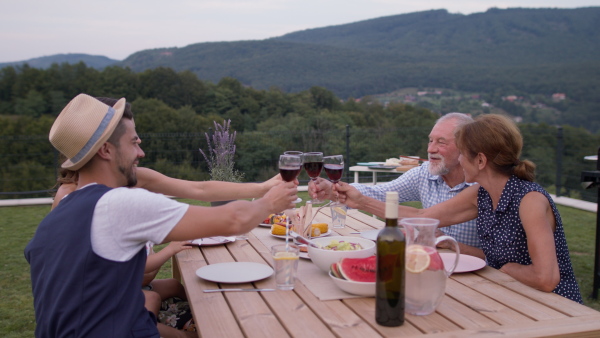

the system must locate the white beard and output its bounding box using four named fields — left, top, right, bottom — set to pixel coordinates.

left=428, top=157, right=450, bottom=176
